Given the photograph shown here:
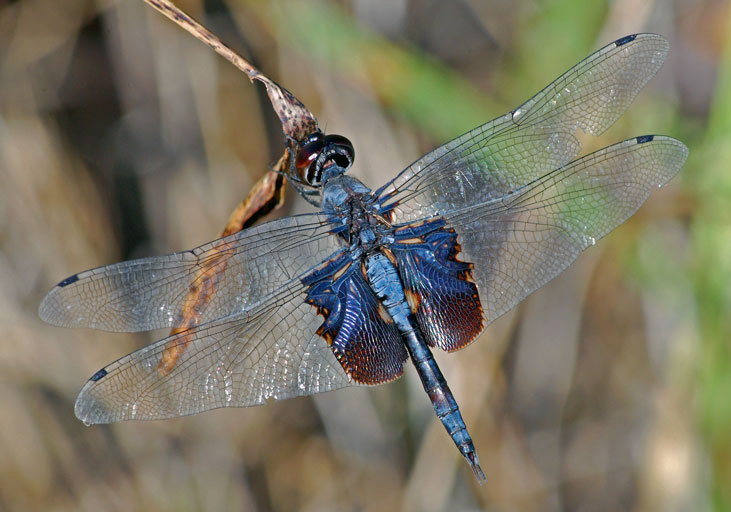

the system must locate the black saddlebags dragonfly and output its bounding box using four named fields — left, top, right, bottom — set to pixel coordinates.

left=40, top=33, right=687, bottom=481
